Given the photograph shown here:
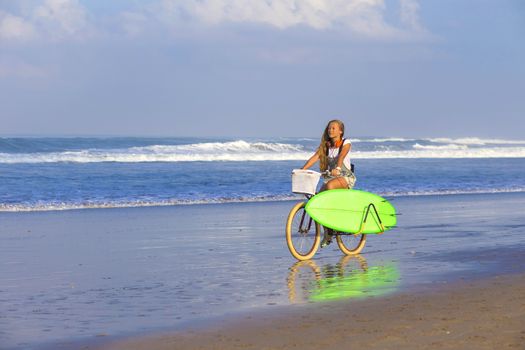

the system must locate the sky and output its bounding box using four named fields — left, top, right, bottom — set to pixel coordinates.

left=0, top=0, right=524, bottom=138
